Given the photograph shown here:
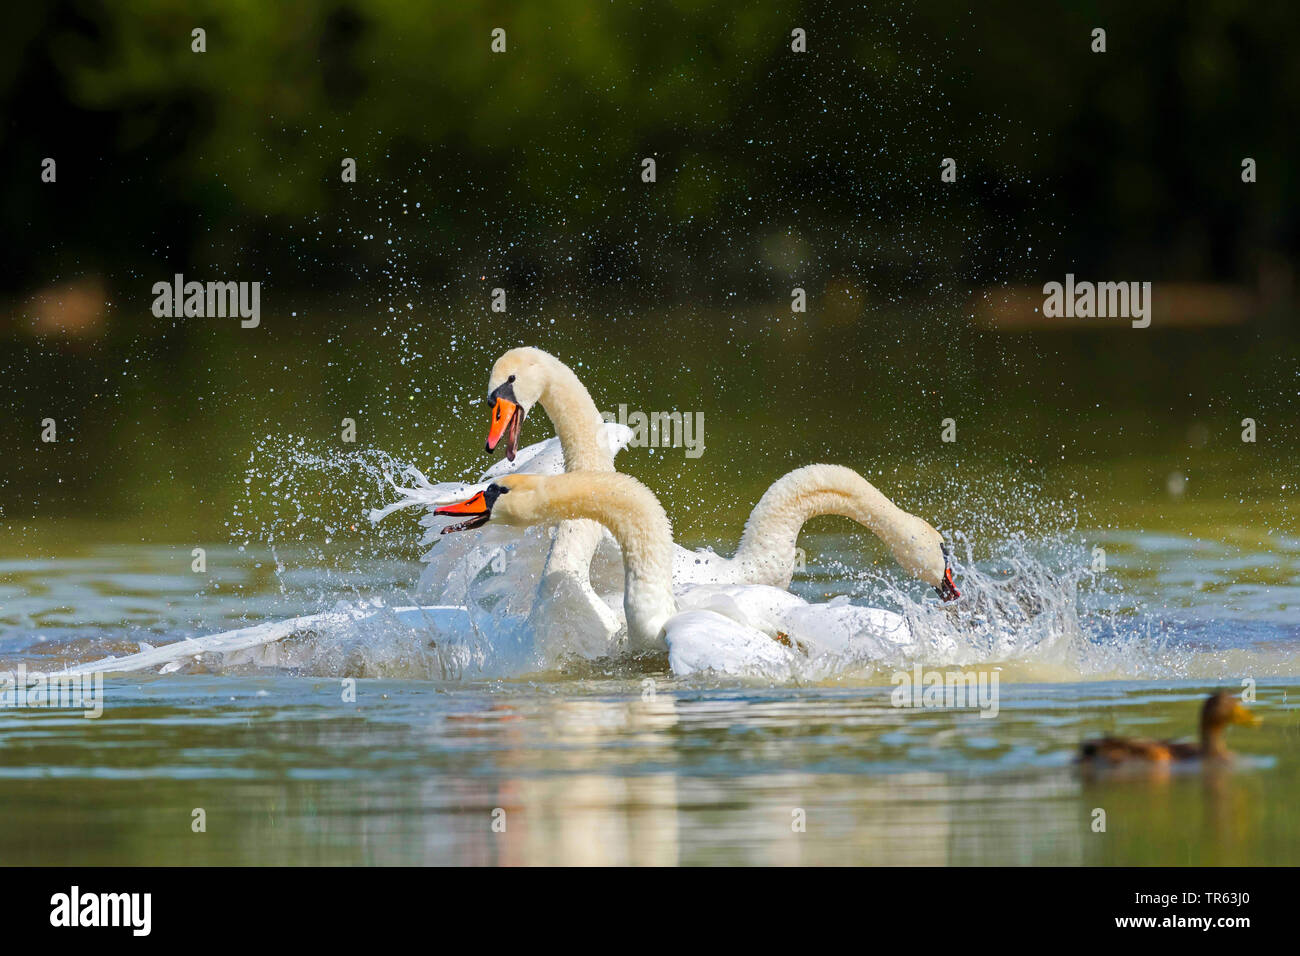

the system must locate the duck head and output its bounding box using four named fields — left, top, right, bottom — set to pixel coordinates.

left=1203, top=691, right=1260, bottom=731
